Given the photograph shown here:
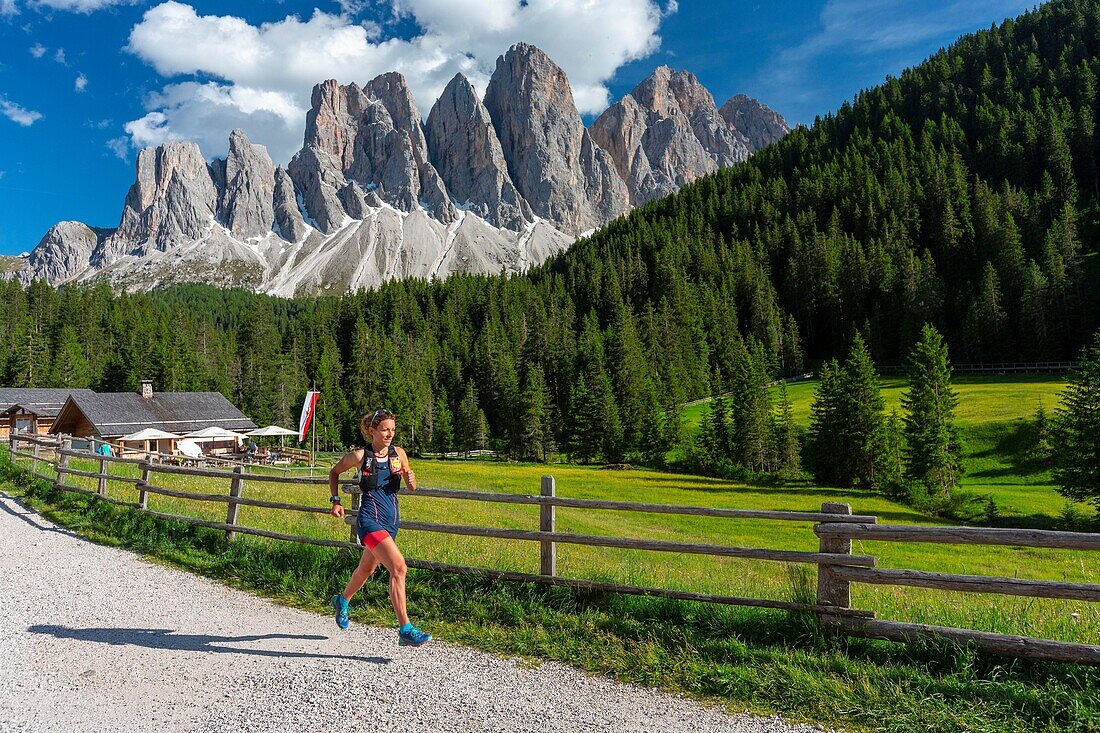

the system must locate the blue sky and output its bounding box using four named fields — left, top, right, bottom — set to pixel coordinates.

left=0, top=0, right=1036, bottom=255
